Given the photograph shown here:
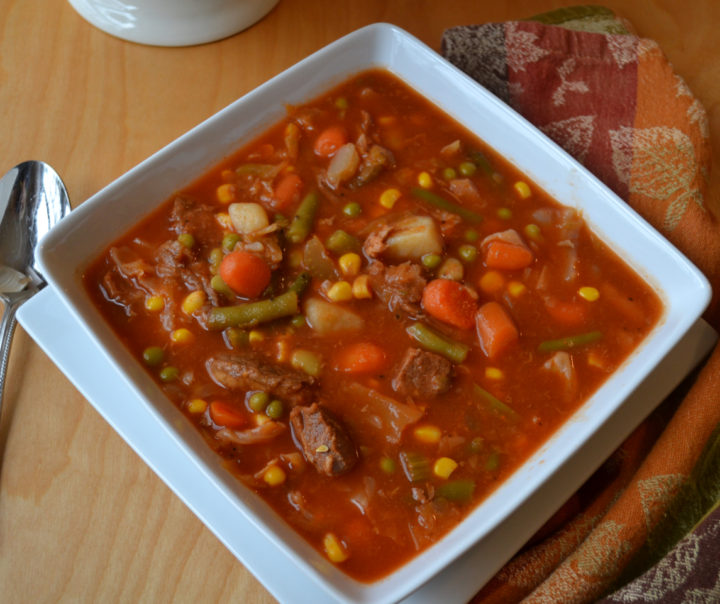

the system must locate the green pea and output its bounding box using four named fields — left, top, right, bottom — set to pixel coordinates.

left=211, top=274, right=235, bottom=297
left=459, top=161, right=477, bottom=176
left=142, top=346, right=164, bottom=367
left=380, top=457, right=396, bottom=474
left=525, top=223, right=542, bottom=241
left=222, top=233, right=241, bottom=253
left=290, top=314, right=306, bottom=328
left=421, top=253, right=442, bottom=270
left=248, top=391, right=269, bottom=412
left=335, top=96, right=349, bottom=110
left=464, top=228, right=479, bottom=242
left=458, top=244, right=477, bottom=263
left=497, top=207, right=512, bottom=220
left=342, top=202, right=362, bottom=218
left=177, top=233, right=195, bottom=249
left=159, top=366, right=179, bottom=382
left=265, top=399, right=284, bottom=419
left=442, top=167, right=457, bottom=180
